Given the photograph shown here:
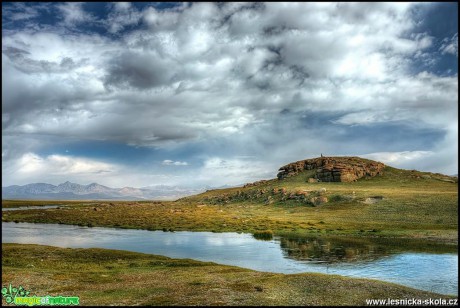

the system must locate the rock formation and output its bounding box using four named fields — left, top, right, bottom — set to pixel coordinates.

left=277, top=156, right=385, bottom=182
